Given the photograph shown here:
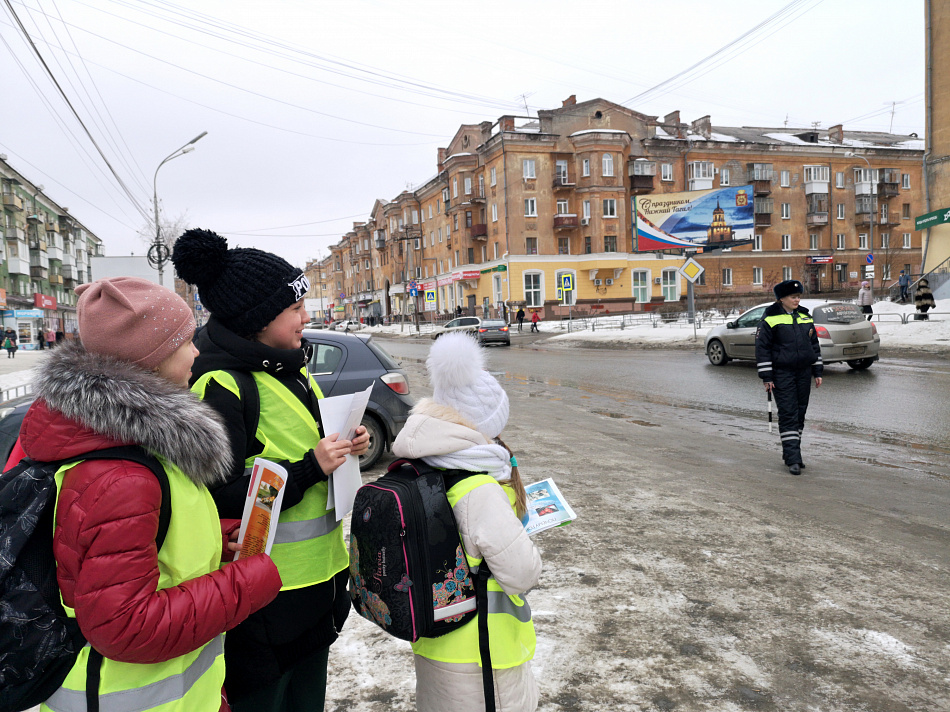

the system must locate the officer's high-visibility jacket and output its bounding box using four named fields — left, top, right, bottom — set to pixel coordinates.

left=411, top=475, right=536, bottom=668
left=44, top=457, right=225, bottom=712
left=192, top=368, right=348, bottom=590
left=755, top=302, right=823, bottom=383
